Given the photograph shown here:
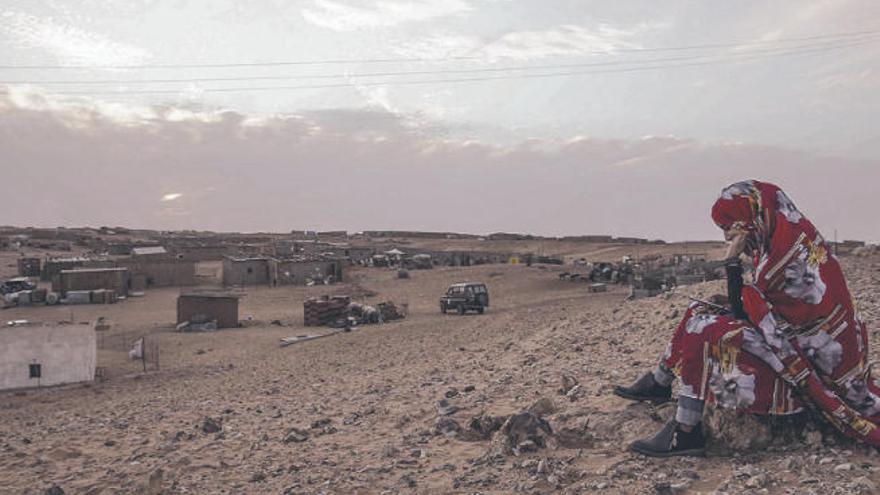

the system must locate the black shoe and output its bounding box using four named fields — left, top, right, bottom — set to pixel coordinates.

left=613, top=372, right=672, bottom=404
left=629, top=420, right=706, bottom=458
